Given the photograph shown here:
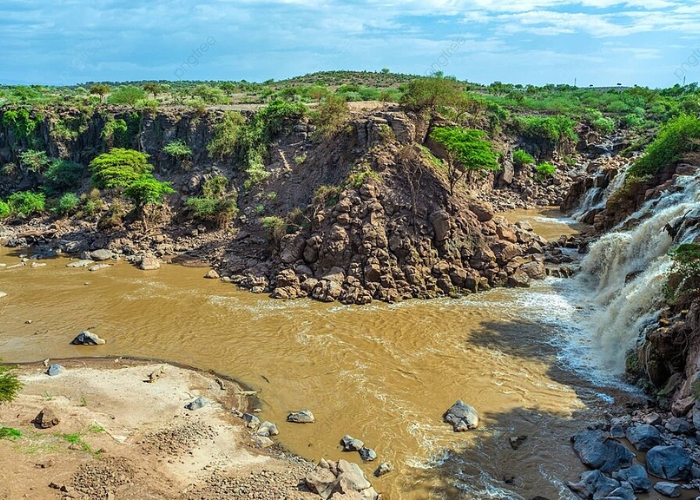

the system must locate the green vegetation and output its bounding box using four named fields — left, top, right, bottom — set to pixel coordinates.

left=6, top=191, right=45, bottom=218
left=185, top=175, right=238, bottom=228
left=262, top=216, right=287, bottom=243
left=664, top=243, right=700, bottom=307
left=512, top=115, right=578, bottom=154
left=512, top=149, right=535, bottom=168
left=400, top=73, right=468, bottom=114
left=0, top=360, right=23, bottom=403
left=630, top=114, right=700, bottom=177
left=163, top=139, right=192, bottom=158
left=429, top=126, right=500, bottom=193
left=313, top=184, right=343, bottom=206
left=312, top=94, right=349, bottom=138
left=2, top=108, right=43, bottom=149
left=43, top=159, right=85, bottom=195
left=534, top=162, right=556, bottom=181
left=107, top=85, right=146, bottom=105
left=123, top=176, right=174, bottom=215
left=207, top=111, right=246, bottom=158
left=0, top=200, right=10, bottom=218
left=19, top=149, right=51, bottom=174
left=0, top=427, right=22, bottom=440
left=54, top=192, right=80, bottom=216
left=89, top=148, right=153, bottom=189
left=89, top=84, right=110, bottom=102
